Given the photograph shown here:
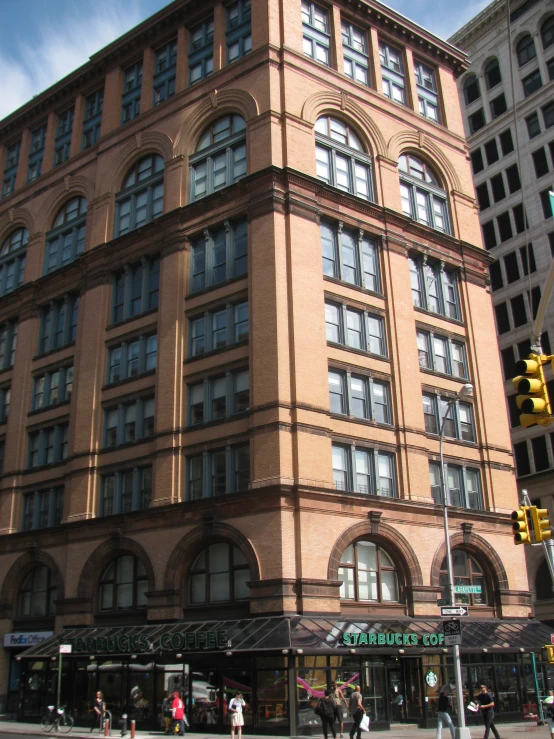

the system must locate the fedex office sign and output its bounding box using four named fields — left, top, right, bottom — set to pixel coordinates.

left=3, top=632, right=53, bottom=648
